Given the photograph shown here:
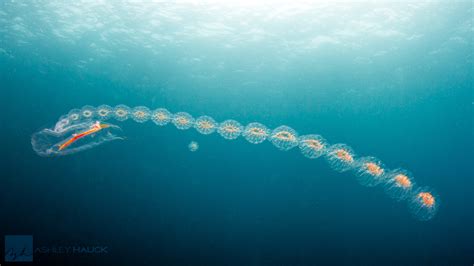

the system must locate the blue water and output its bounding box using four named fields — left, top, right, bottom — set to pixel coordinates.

left=1, top=1, right=473, bottom=265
